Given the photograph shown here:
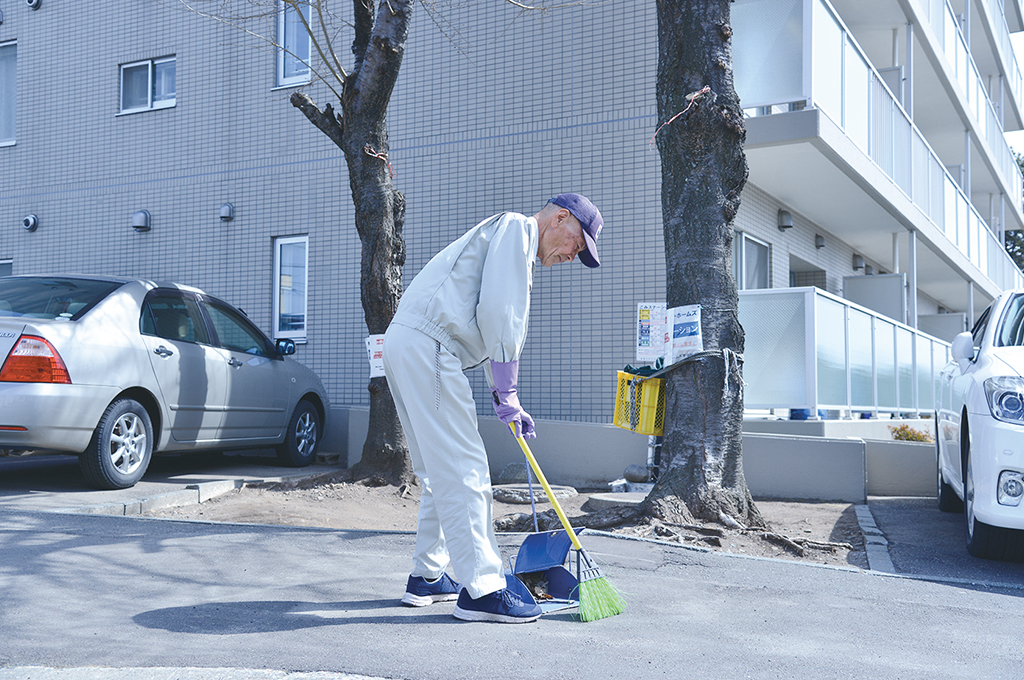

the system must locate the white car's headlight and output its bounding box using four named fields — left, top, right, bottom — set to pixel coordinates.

left=998, top=471, right=1024, bottom=507
left=984, top=377, right=1024, bottom=423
